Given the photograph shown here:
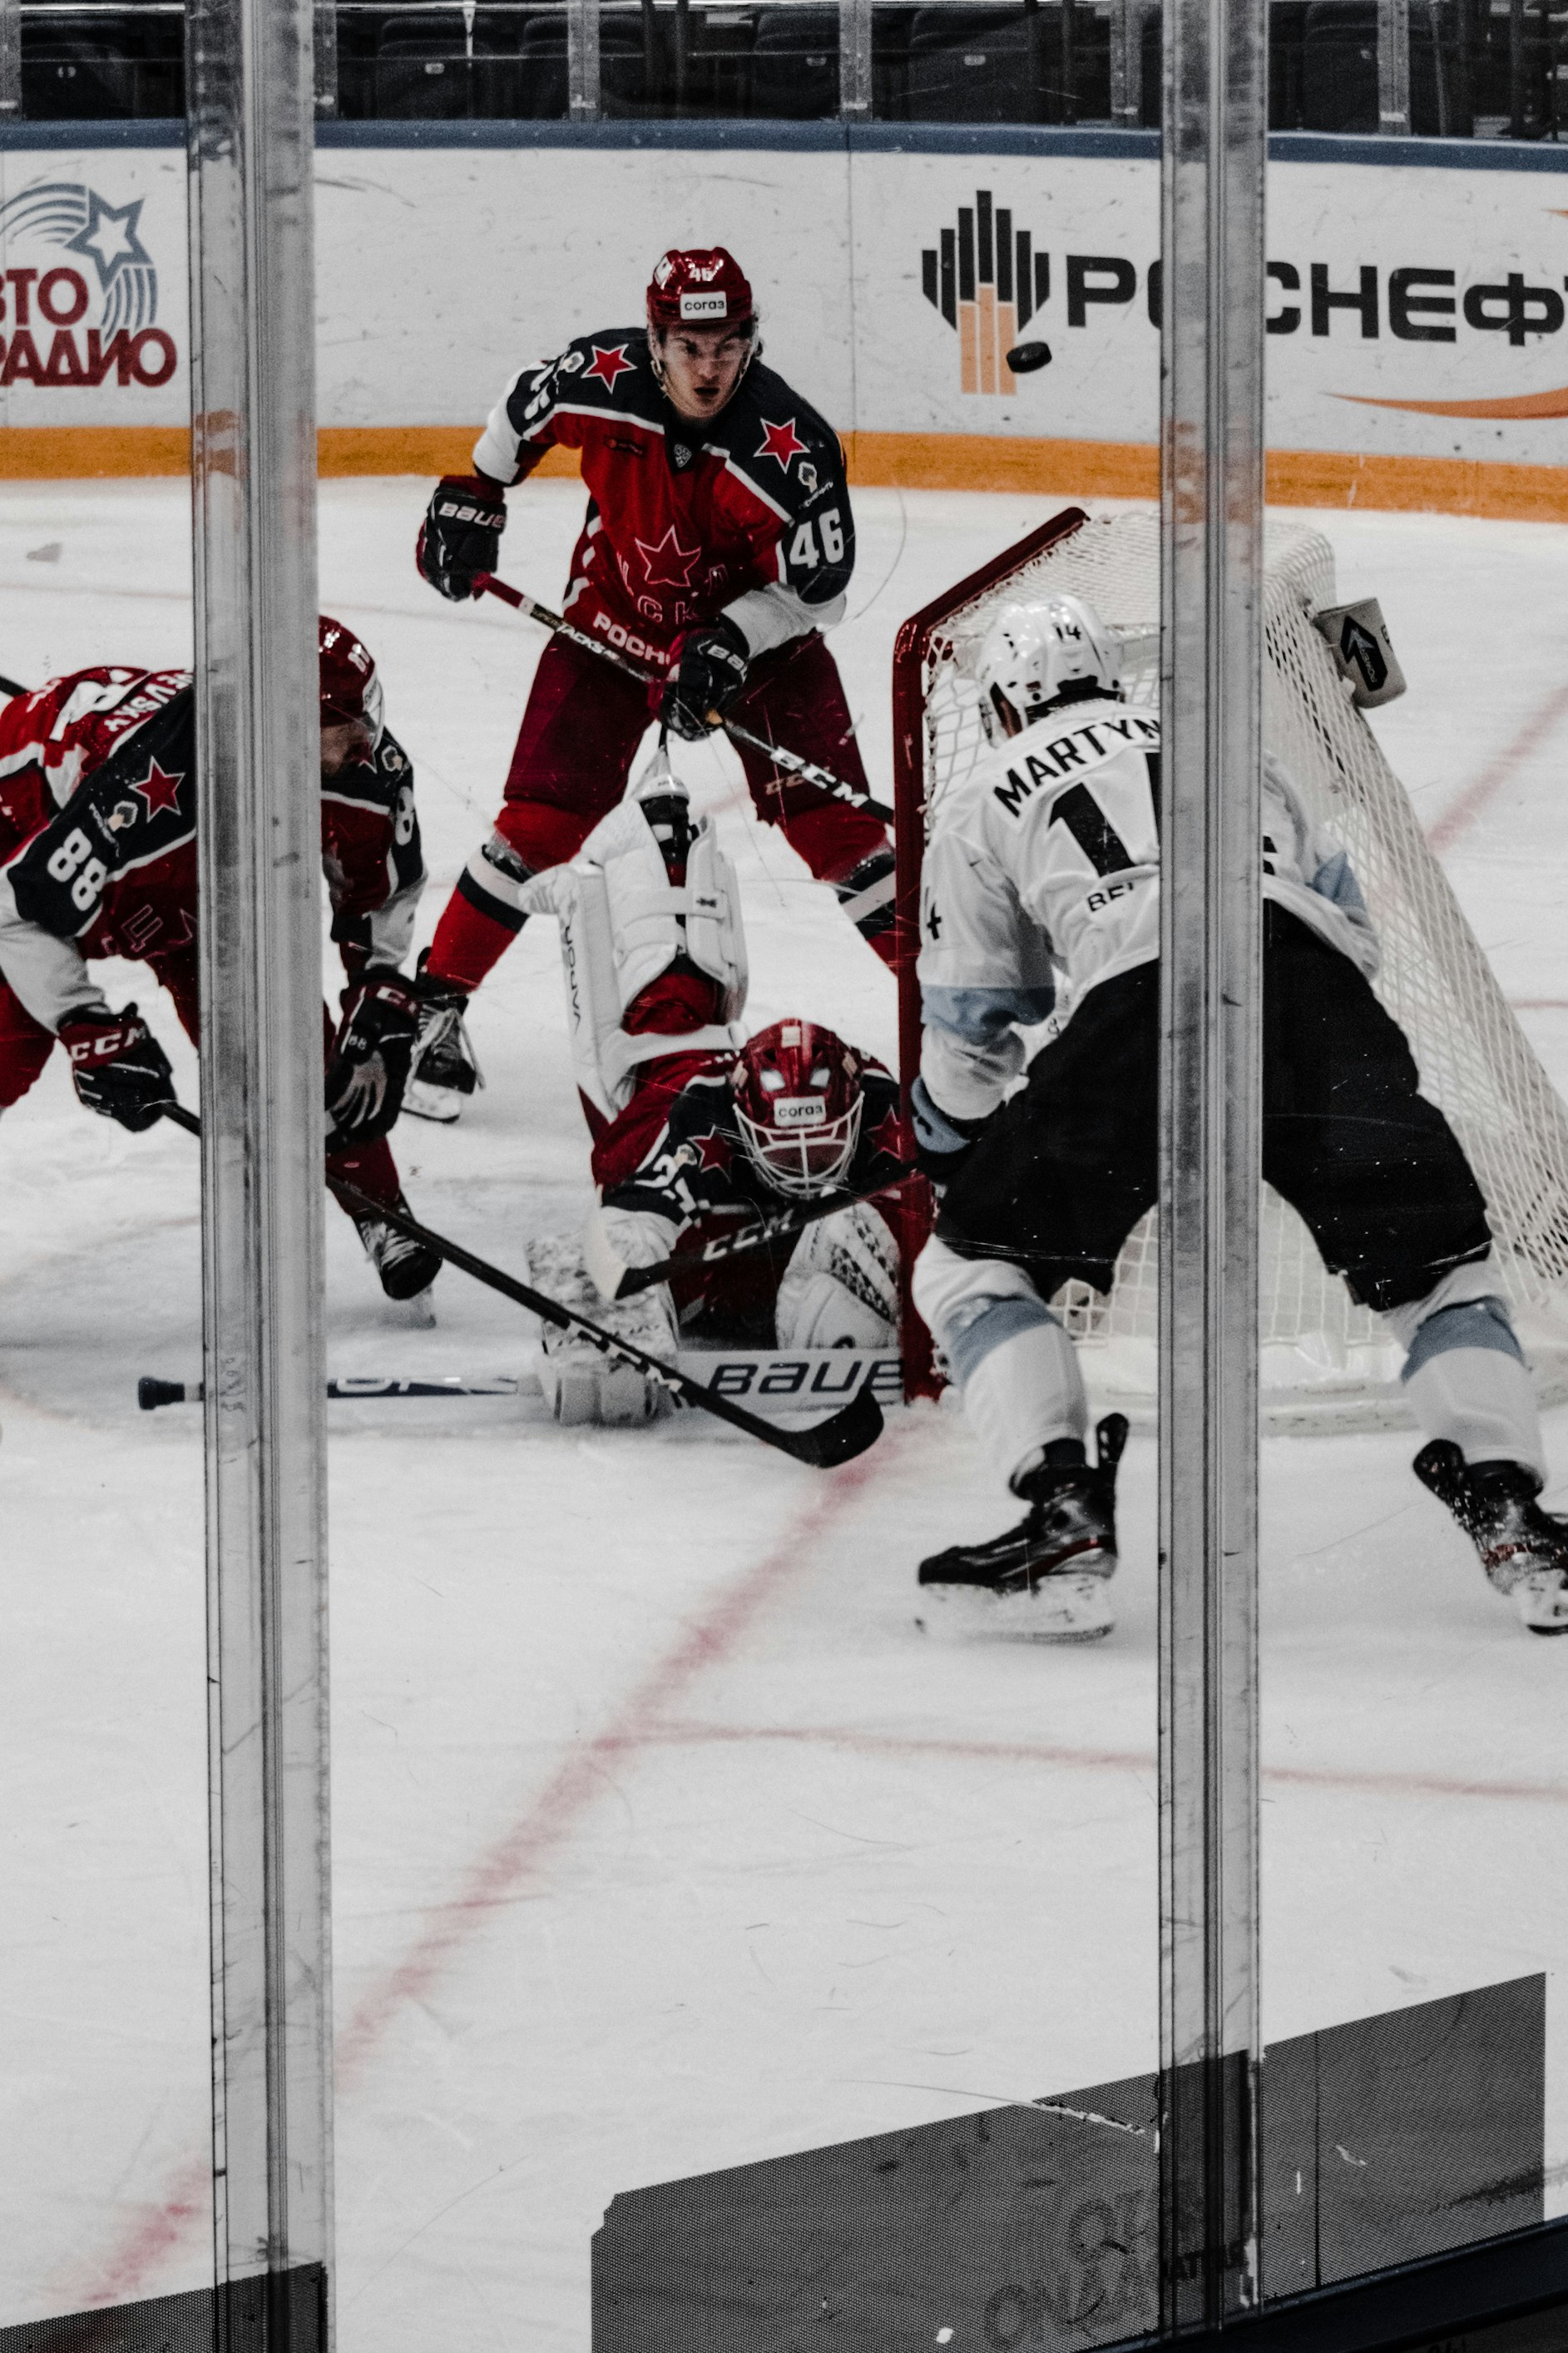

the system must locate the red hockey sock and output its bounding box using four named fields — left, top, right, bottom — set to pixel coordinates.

left=326, top=1134, right=399, bottom=1216
left=426, top=889, right=519, bottom=994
